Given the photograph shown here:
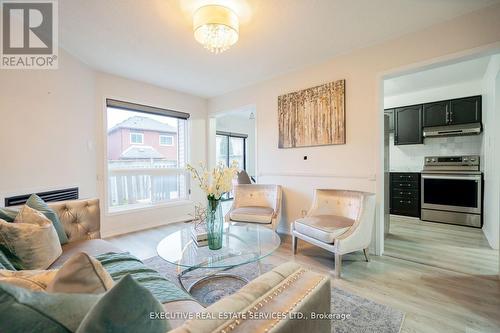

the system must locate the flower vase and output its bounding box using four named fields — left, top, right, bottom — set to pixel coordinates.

left=206, top=197, right=223, bottom=250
